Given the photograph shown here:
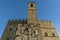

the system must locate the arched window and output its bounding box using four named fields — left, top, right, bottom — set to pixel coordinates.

left=31, top=4, right=33, bottom=7
left=45, top=32, right=48, bottom=36
left=52, top=33, right=55, bottom=37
